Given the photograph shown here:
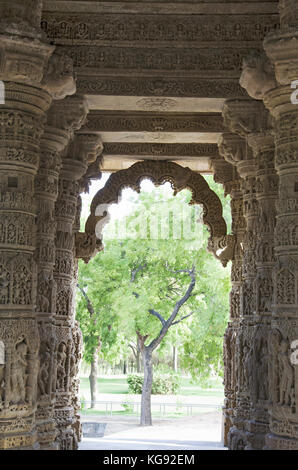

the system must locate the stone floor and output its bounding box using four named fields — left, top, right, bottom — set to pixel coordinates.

left=78, top=412, right=226, bottom=450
